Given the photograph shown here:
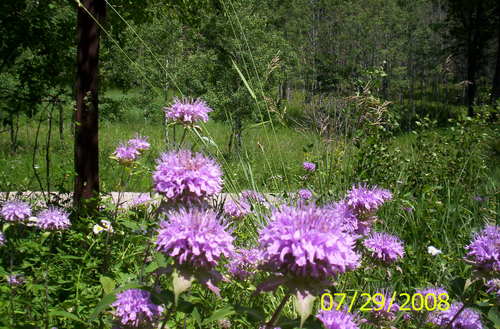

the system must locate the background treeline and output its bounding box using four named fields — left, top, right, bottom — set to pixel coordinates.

left=1, top=0, right=499, bottom=144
